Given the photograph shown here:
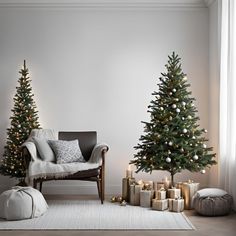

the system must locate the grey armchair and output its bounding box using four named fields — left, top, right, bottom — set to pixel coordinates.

left=23, top=131, right=109, bottom=204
